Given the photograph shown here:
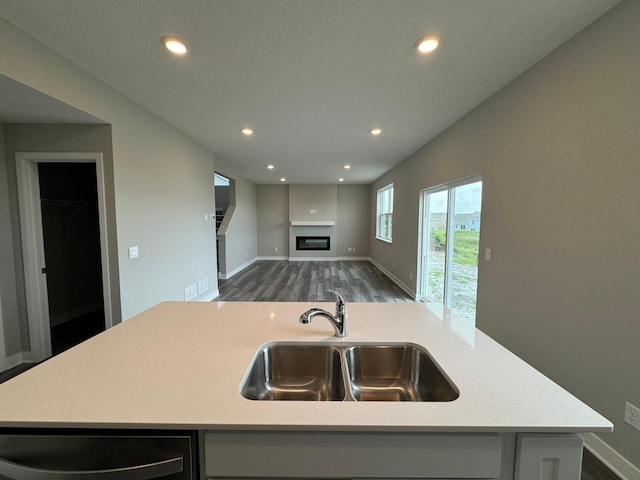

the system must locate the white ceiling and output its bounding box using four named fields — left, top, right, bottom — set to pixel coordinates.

left=0, top=0, right=621, bottom=184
